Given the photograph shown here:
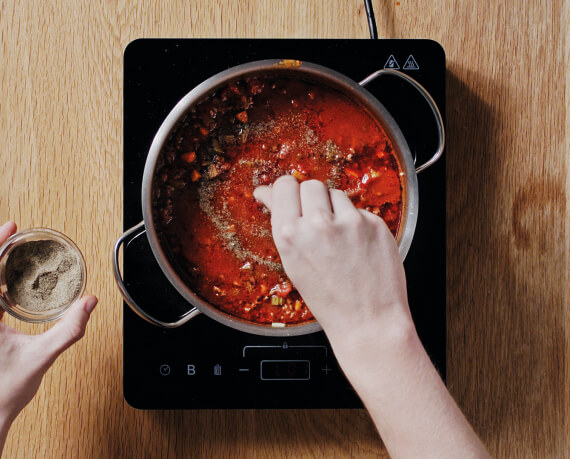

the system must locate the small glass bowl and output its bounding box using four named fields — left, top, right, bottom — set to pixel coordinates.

left=0, top=228, right=87, bottom=323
